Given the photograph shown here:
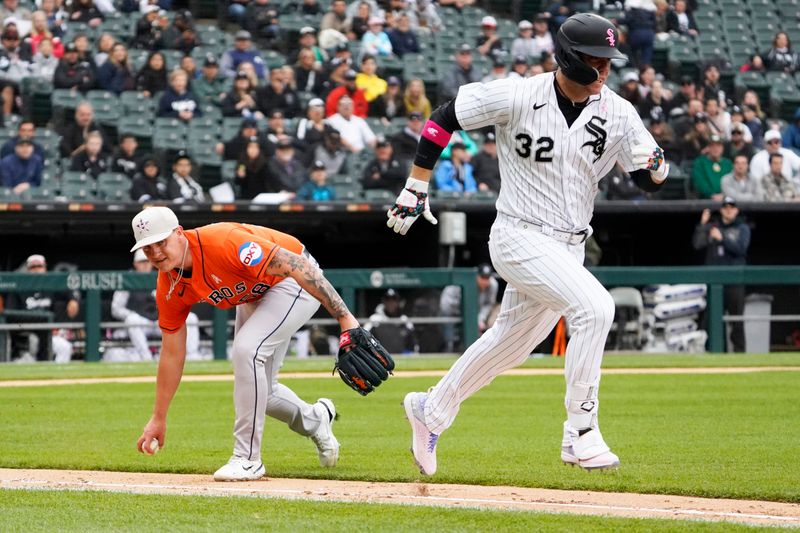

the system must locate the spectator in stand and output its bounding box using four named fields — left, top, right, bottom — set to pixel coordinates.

left=749, top=129, right=800, bottom=182
left=402, top=78, right=430, bottom=118
left=671, top=75, right=698, bottom=110
left=321, top=0, right=348, bottom=35
left=167, top=150, right=205, bottom=203
left=782, top=108, right=800, bottom=154
left=510, top=20, right=536, bottom=62
left=30, top=37, right=59, bottom=80
left=361, top=16, right=393, bottom=57
left=475, top=15, right=504, bottom=58
left=762, top=31, right=799, bottom=74
left=94, top=33, right=115, bottom=67
left=193, top=54, right=227, bottom=108
left=434, top=142, right=476, bottom=193
left=326, top=95, right=376, bottom=153
left=111, top=249, right=203, bottom=362
left=647, top=108, right=680, bottom=163
left=135, top=50, right=167, bottom=97
left=73, top=33, right=92, bottom=64
left=266, top=138, right=305, bottom=193
left=348, top=1, right=372, bottom=41
left=221, top=30, right=266, bottom=80
left=692, top=134, right=731, bottom=200
left=742, top=103, right=764, bottom=148
left=666, top=0, right=697, bottom=36
left=364, top=288, right=418, bottom=355
left=28, top=10, right=64, bottom=57
left=355, top=55, right=386, bottom=105
left=390, top=111, right=422, bottom=163
left=234, top=137, right=270, bottom=199
left=440, top=44, right=481, bottom=101
left=216, top=118, right=262, bottom=161
left=325, top=68, right=368, bottom=117
left=130, top=157, right=168, bottom=202
left=5, top=254, right=77, bottom=363
left=1, top=121, right=43, bottom=159
left=290, top=0, right=323, bottom=16
left=701, top=64, right=726, bottom=105
left=692, top=197, right=750, bottom=352
left=96, top=43, right=135, bottom=94
left=221, top=70, right=261, bottom=119
left=370, top=75, right=404, bottom=121
left=0, top=0, right=32, bottom=34
left=69, top=0, right=103, bottom=28
left=361, top=138, right=406, bottom=193
left=111, top=134, right=139, bottom=178
left=296, top=97, right=330, bottom=149
left=244, top=0, right=280, bottom=50
left=256, top=66, right=301, bottom=118
left=761, top=153, right=798, bottom=201
left=705, top=97, right=730, bottom=140
left=439, top=264, right=498, bottom=352
left=294, top=47, right=326, bottom=95
left=619, top=71, right=642, bottom=108
left=739, top=54, right=766, bottom=74
left=0, top=26, right=30, bottom=116
left=638, top=79, right=670, bottom=120
left=263, top=109, right=295, bottom=150
left=1, top=139, right=42, bottom=195
left=507, top=54, right=530, bottom=79
left=387, top=12, right=419, bottom=57
left=69, top=131, right=108, bottom=178
left=179, top=55, right=198, bottom=81
left=59, top=102, right=112, bottom=157
left=53, top=41, right=94, bottom=92
left=291, top=26, right=327, bottom=65
left=323, top=54, right=350, bottom=90
left=485, top=51, right=511, bottom=81
left=624, top=0, right=657, bottom=67
left=724, top=122, right=755, bottom=161
left=297, top=159, right=336, bottom=201
left=637, top=65, right=657, bottom=99
left=132, top=5, right=161, bottom=50
left=681, top=111, right=712, bottom=161
left=531, top=14, right=555, bottom=57
left=310, top=128, right=347, bottom=175
left=162, top=10, right=197, bottom=55
left=440, top=129, right=478, bottom=160
left=721, top=154, right=761, bottom=202
left=40, top=0, right=66, bottom=38
left=158, top=69, right=202, bottom=121
left=472, top=131, right=500, bottom=193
